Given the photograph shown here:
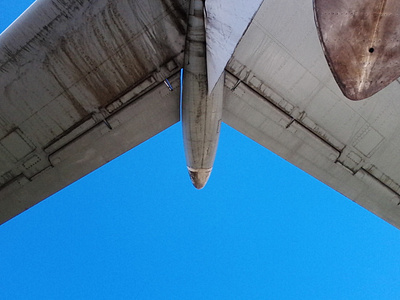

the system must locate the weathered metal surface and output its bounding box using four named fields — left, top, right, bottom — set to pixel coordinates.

left=0, top=74, right=181, bottom=225
left=3, top=0, right=400, bottom=231
left=205, top=0, right=263, bottom=91
left=227, top=0, right=400, bottom=228
left=182, top=0, right=223, bottom=189
left=0, top=0, right=187, bottom=223
left=314, top=0, right=400, bottom=100
left=0, top=0, right=263, bottom=222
